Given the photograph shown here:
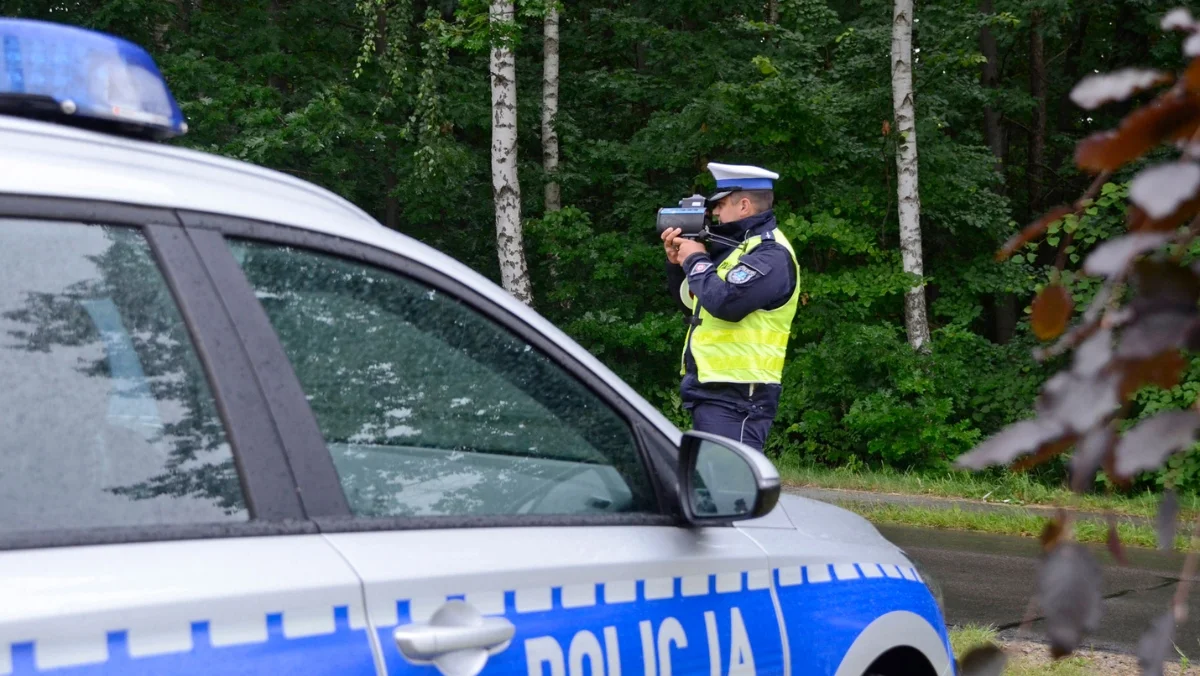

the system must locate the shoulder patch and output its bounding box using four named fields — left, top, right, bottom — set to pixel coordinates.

left=690, top=261, right=713, bottom=276
left=727, top=264, right=759, bottom=285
